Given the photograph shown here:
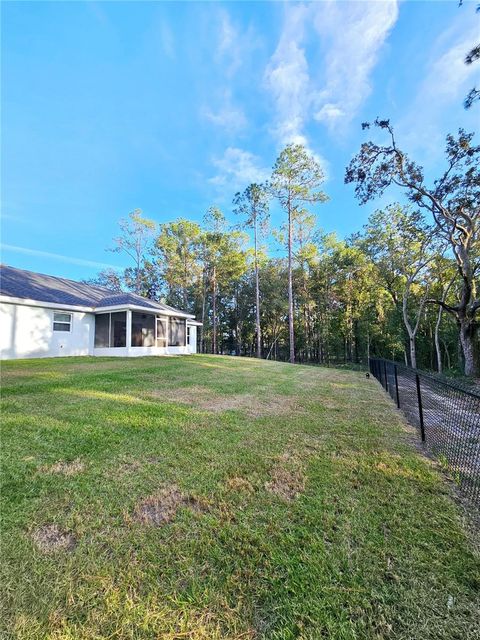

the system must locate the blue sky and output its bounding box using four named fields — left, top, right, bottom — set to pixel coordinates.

left=1, top=0, right=479, bottom=280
